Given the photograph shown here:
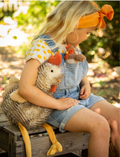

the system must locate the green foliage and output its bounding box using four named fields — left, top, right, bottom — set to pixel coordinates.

left=80, top=1, right=120, bottom=66
left=15, top=1, right=59, bottom=31
left=12, top=1, right=59, bottom=54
